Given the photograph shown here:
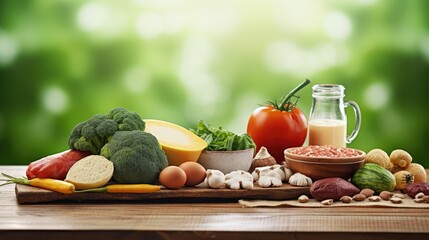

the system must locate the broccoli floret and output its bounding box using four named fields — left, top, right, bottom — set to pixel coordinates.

left=100, top=130, right=168, bottom=184
left=68, top=108, right=145, bottom=154
left=107, top=107, right=145, bottom=131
